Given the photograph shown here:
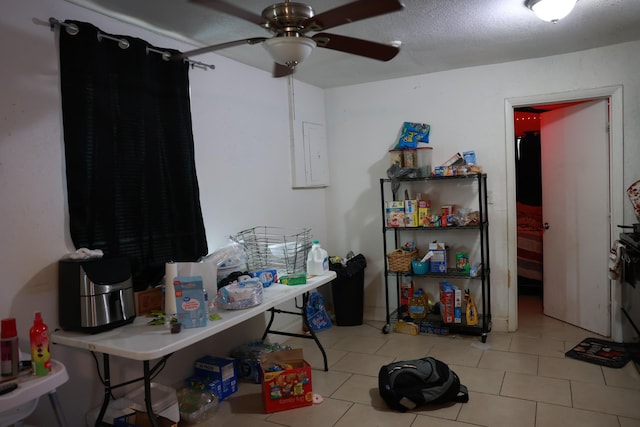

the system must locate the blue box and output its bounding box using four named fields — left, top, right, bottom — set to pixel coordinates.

left=194, top=356, right=238, bottom=400
left=173, top=276, right=207, bottom=329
